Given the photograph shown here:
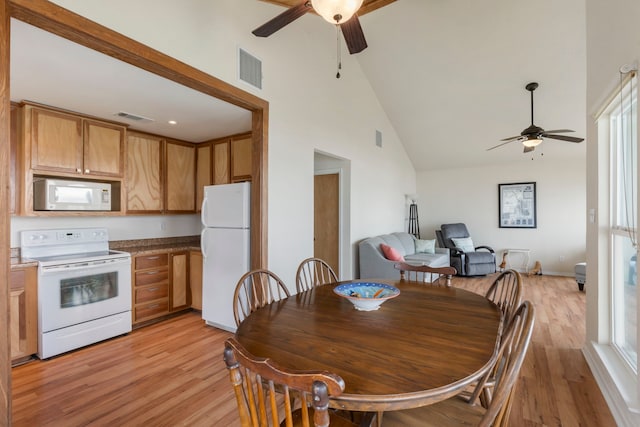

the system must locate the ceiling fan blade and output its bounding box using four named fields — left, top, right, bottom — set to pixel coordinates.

left=500, top=135, right=522, bottom=142
left=543, top=134, right=584, bottom=143
left=524, top=146, right=536, bottom=153
left=252, top=1, right=312, bottom=37
left=487, top=139, right=519, bottom=151
left=542, top=129, right=575, bottom=134
left=340, top=14, right=368, bottom=54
